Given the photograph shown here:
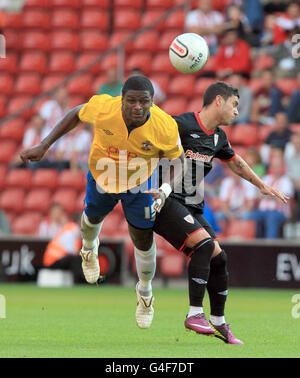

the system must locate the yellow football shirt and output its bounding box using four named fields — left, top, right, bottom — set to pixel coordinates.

left=79, top=95, right=183, bottom=193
